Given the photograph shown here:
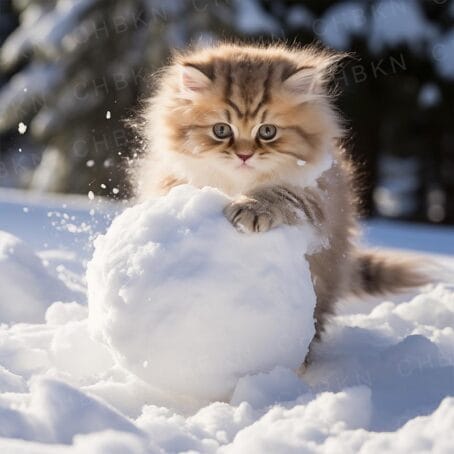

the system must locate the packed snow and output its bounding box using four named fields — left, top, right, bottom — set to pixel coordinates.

left=0, top=186, right=453, bottom=453
left=87, top=186, right=317, bottom=408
